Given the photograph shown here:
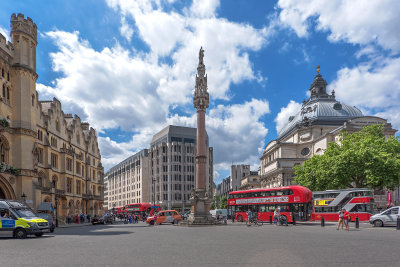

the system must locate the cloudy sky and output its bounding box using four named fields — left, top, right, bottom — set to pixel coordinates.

left=1, top=0, right=399, bottom=183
